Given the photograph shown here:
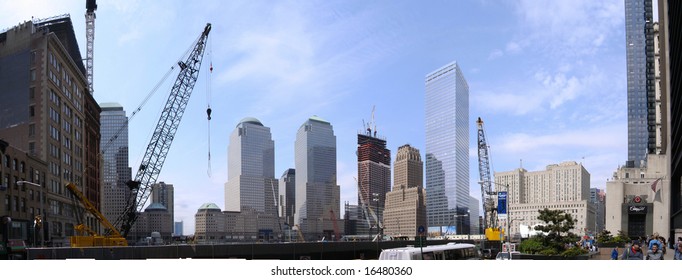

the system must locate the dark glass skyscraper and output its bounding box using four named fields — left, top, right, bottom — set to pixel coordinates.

left=425, top=61, right=469, bottom=235
left=625, top=0, right=656, bottom=167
